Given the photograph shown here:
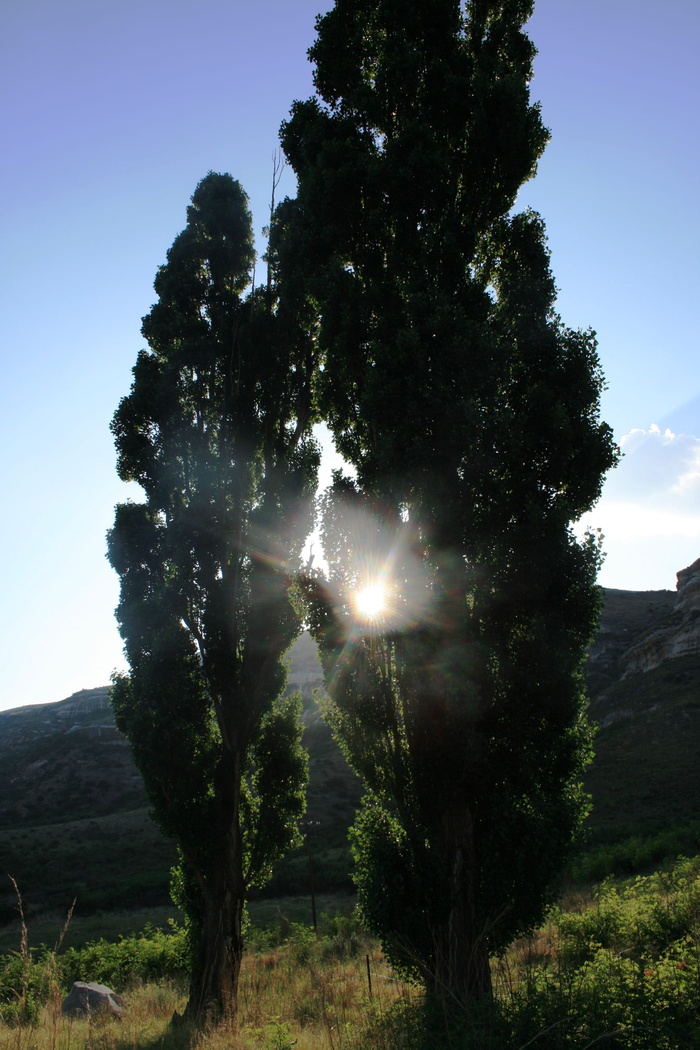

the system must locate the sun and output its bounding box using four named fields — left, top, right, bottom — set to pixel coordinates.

left=352, top=582, right=387, bottom=620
